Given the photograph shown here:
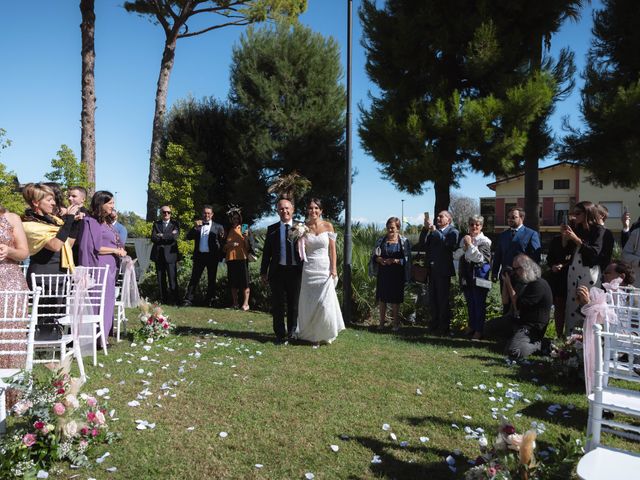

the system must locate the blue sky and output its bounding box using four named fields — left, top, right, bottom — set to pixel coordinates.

left=0, top=0, right=601, bottom=226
